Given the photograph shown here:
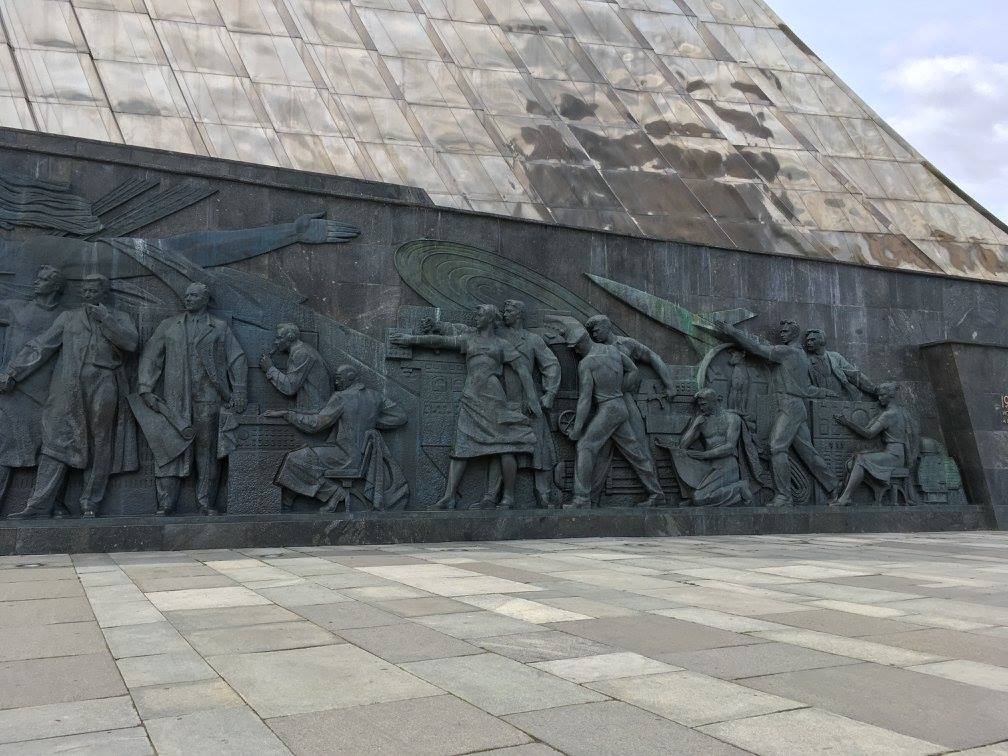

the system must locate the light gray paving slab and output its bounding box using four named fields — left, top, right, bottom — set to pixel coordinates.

left=472, top=746, right=564, bottom=755
left=253, top=583, right=352, bottom=607
left=116, top=651, right=217, bottom=688
left=699, top=707, right=943, bottom=755
left=505, top=700, right=749, bottom=755
left=586, top=670, right=803, bottom=727
left=0, top=621, right=105, bottom=661
left=0, top=597, right=93, bottom=627
left=146, top=706, right=290, bottom=755
left=102, top=621, right=190, bottom=659
left=0, top=653, right=126, bottom=710
left=0, top=726, right=153, bottom=755
left=531, top=652, right=677, bottom=683
left=338, top=622, right=481, bottom=662
left=476, top=630, right=617, bottom=663
left=267, top=694, right=531, bottom=755
left=766, top=608, right=925, bottom=637
left=164, top=604, right=302, bottom=632
left=0, top=695, right=138, bottom=744
left=0, top=567, right=76, bottom=583
left=402, top=653, right=608, bottom=716
left=146, top=586, right=272, bottom=611
left=209, top=643, right=440, bottom=718
left=0, top=580, right=82, bottom=601
left=416, top=610, right=551, bottom=639
left=185, top=620, right=341, bottom=655
left=664, top=641, right=862, bottom=680
left=130, top=678, right=245, bottom=719
left=908, top=660, right=1008, bottom=692
left=293, top=600, right=408, bottom=631
left=863, top=628, right=1008, bottom=667
left=373, top=596, right=477, bottom=617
